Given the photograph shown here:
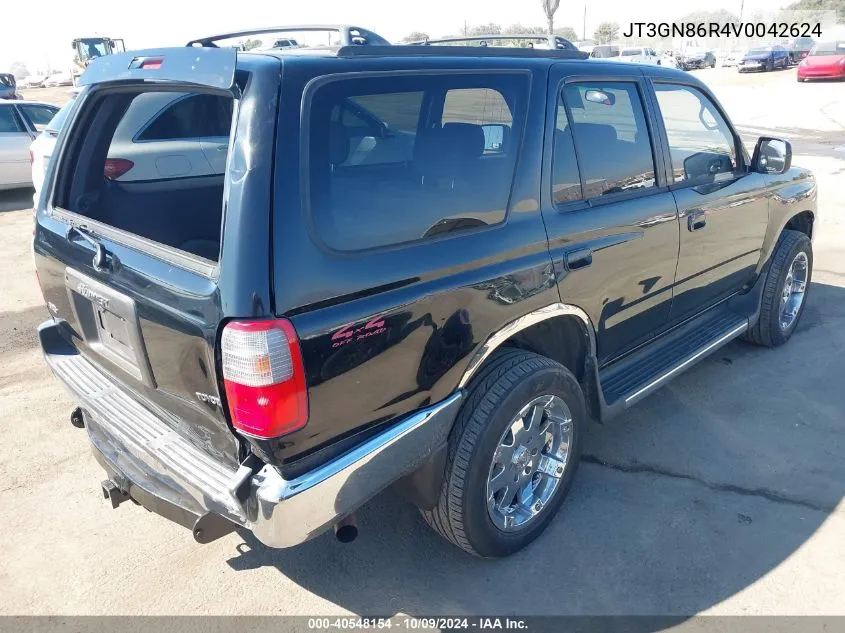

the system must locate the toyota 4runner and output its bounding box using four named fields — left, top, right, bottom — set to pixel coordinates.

left=34, top=32, right=817, bottom=558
